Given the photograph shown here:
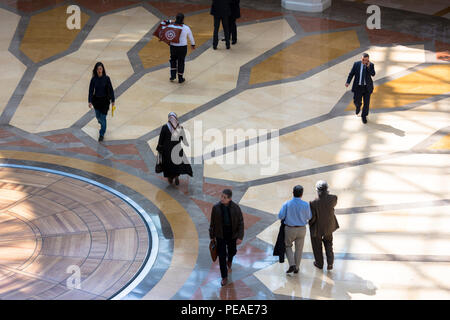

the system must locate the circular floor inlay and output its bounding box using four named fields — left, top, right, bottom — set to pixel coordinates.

left=0, top=166, right=153, bottom=300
